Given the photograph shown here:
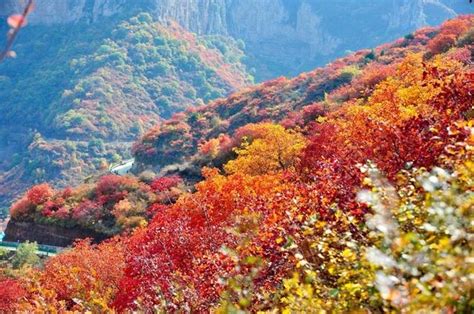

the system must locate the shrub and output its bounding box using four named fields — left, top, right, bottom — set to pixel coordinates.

left=10, top=198, right=34, bottom=219
left=26, top=183, right=54, bottom=206
left=428, top=34, right=456, bottom=54
left=12, top=241, right=40, bottom=269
